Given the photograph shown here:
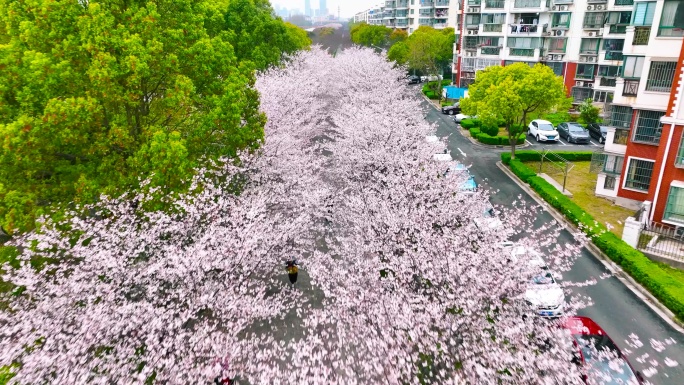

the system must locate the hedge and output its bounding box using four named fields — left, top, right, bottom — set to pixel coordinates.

left=460, top=119, right=476, bottom=129
left=469, top=127, right=480, bottom=136
left=475, top=133, right=526, bottom=146
left=501, top=150, right=594, bottom=165
left=503, top=153, right=684, bottom=321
